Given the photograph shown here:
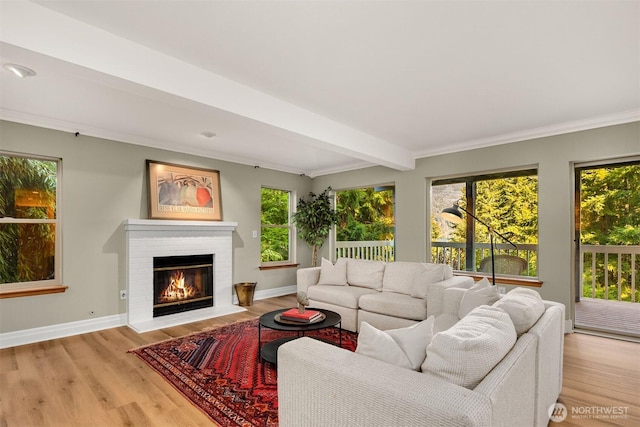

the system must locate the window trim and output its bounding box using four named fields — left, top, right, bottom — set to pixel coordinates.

left=0, top=152, right=64, bottom=298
